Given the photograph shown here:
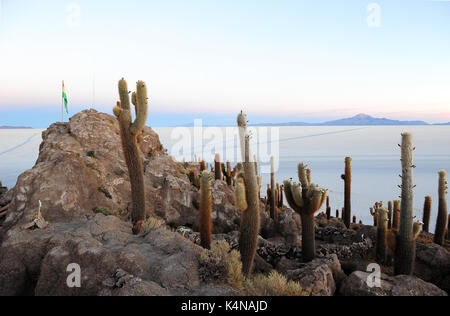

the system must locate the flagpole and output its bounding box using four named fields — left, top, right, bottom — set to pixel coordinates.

left=61, top=80, right=64, bottom=122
